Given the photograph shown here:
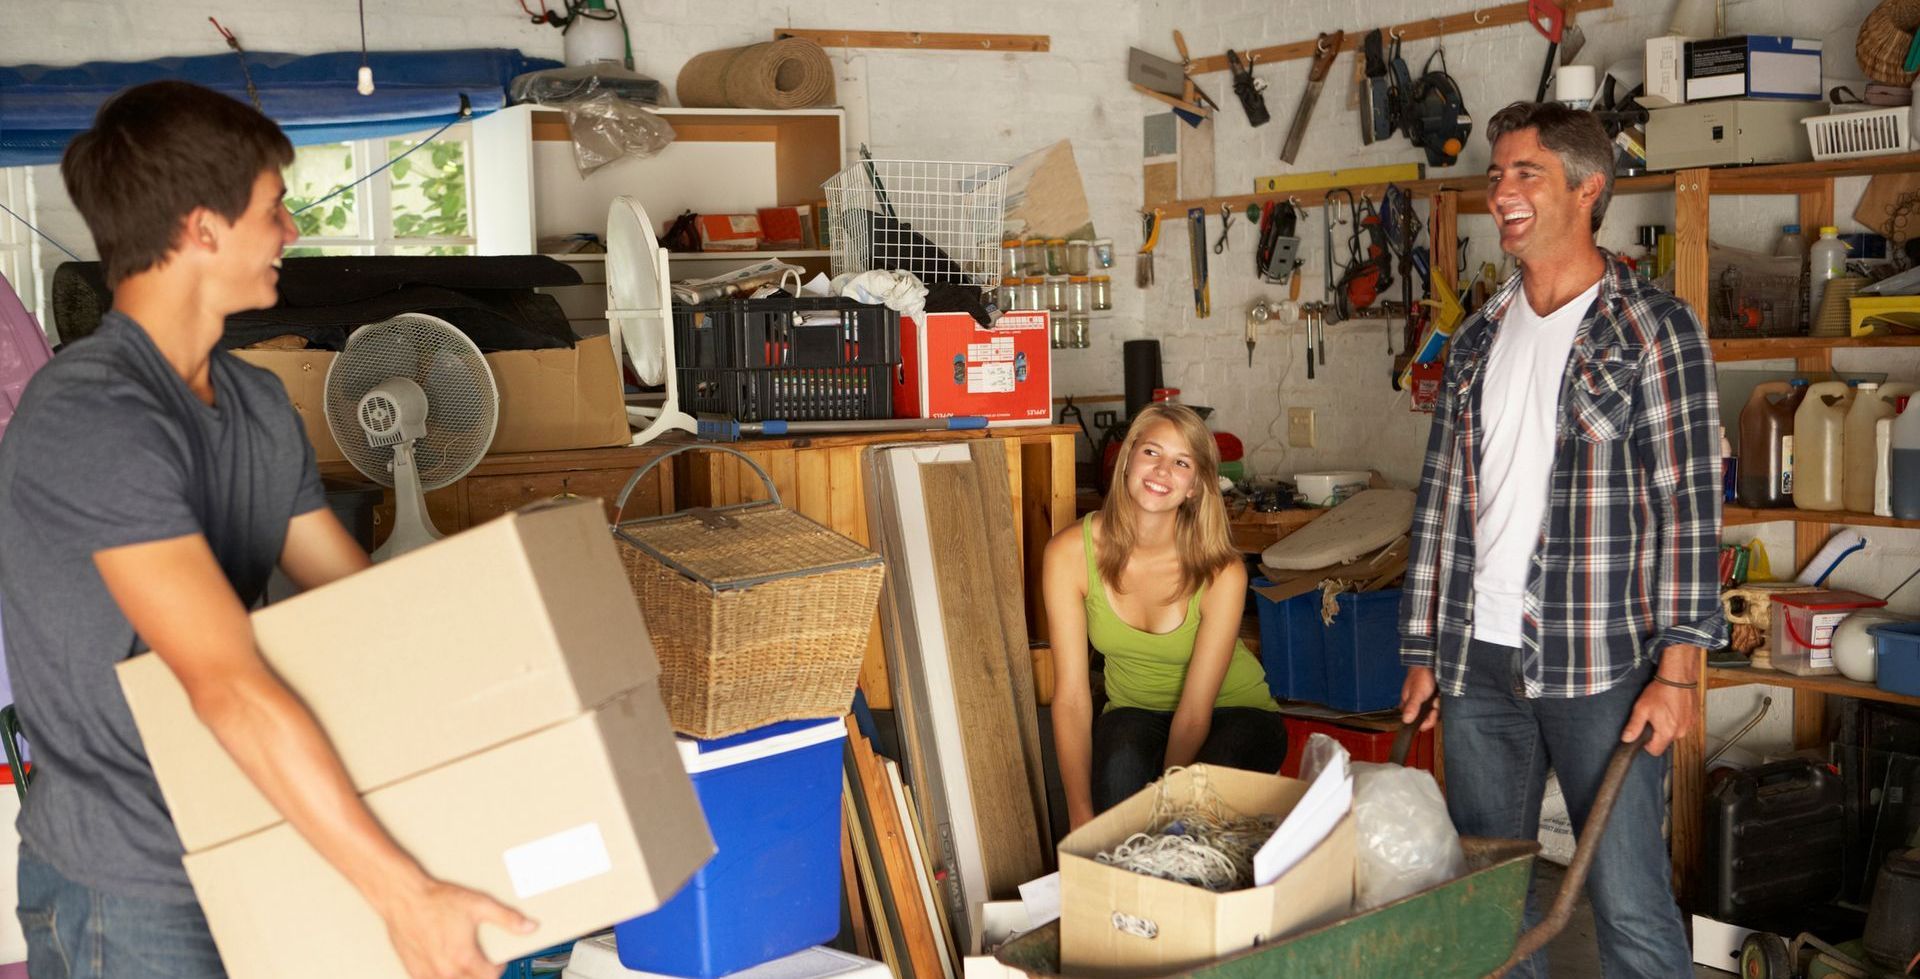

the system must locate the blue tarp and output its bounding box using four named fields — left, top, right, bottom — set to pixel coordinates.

left=0, top=48, right=561, bottom=166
